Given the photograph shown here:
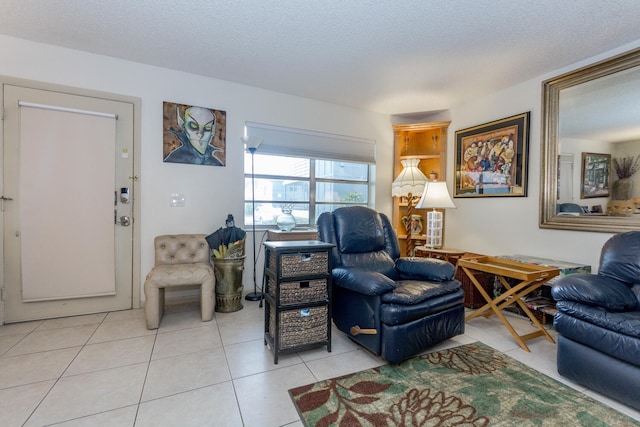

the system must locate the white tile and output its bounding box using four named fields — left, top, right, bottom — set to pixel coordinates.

left=297, top=328, right=359, bottom=362
left=64, top=335, right=155, bottom=376
left=103, top=308, right=145, bottom=322
left=216, top=304, right=264, bottom=346
left=163, top=301, right=200, bottom=314
left=142, top=347, right=230, bottom=401
left=0, top=347, right=80, bottom=388
left=0, top=321, right=42, bottom=337
left=225, top=338, right=303, bottom=379
left=234, top=363, right=316, bottom=427
left=158, top=307, right=216, bottom=333
left=0, top=380, right=55, bottom=426
left=39, top=405, right=137, bottom=427
left=0, top=333, right=26, bottom=357
left=136, top=382, right=242, bottom=427
left=0, top=297, right=638, bottom=426
left=25, top=363, right=147, bottom=426
left=151, top=324, right=222, bottom=360
left=304, top=347, right=384, bottom=381
left=463, top=318, right=528, bottom=353
left=4, top=324, right=98, bottom=356
left=88, top=317, right=155, bottom=344
left=36, top=313, right=107, bottom=331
